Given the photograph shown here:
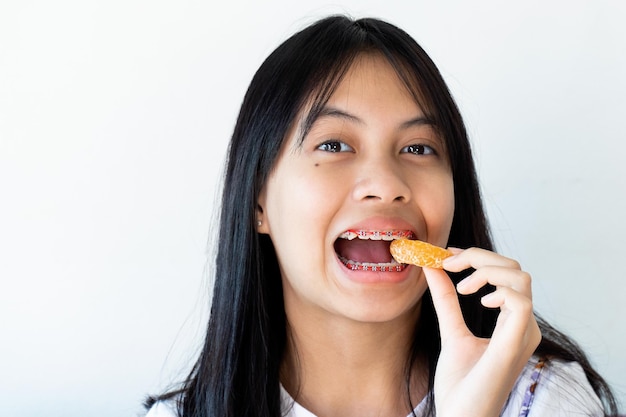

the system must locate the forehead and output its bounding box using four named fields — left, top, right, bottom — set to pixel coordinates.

left=290, top=53, right=431, bottom=144
left=327, top=53, right=422, bottom=113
